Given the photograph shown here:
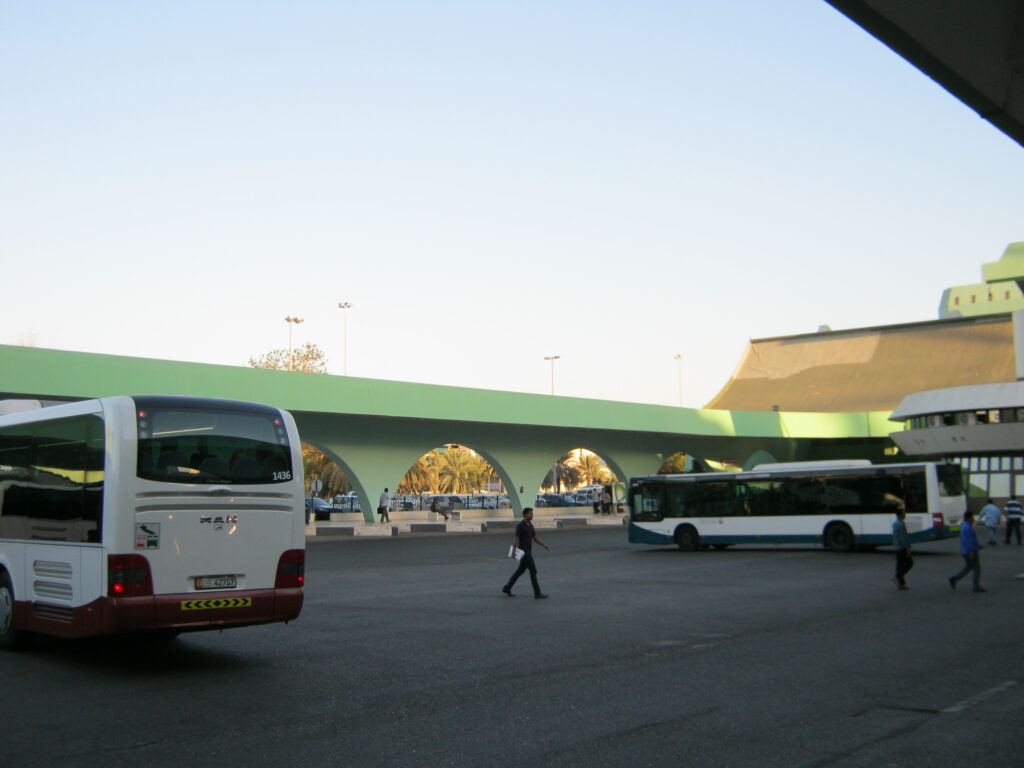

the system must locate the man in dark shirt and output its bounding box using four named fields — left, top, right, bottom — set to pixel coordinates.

left=949, top=511, right=984, bottom=592
left=891, top=508, right=912, bottom=590
left=502, top=508, right=550, bottom=599
left=1004, top=496, right=1022, bottom=545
